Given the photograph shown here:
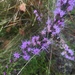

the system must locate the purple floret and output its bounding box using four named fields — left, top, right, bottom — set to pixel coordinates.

left=54, top=8, right=65, bottom=17
left=20, top=41, right=27, bottom=49
left=13, top=52, right=20, bottom=59
left=32, top=48, right=40, bottom=55
left=23, top=55, right=30, bottom=61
